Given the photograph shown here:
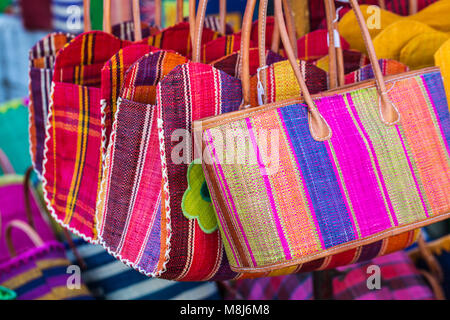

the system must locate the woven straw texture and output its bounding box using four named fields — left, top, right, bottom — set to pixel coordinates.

left=96, top=51, right=188, bottom=277
left=42, top=31, right=132, bottom=242
left=156, top=62, right=243, bottom=280
left=201, top=69, right=450, bottom=272
left=100, top=44, right=157, bottom=159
